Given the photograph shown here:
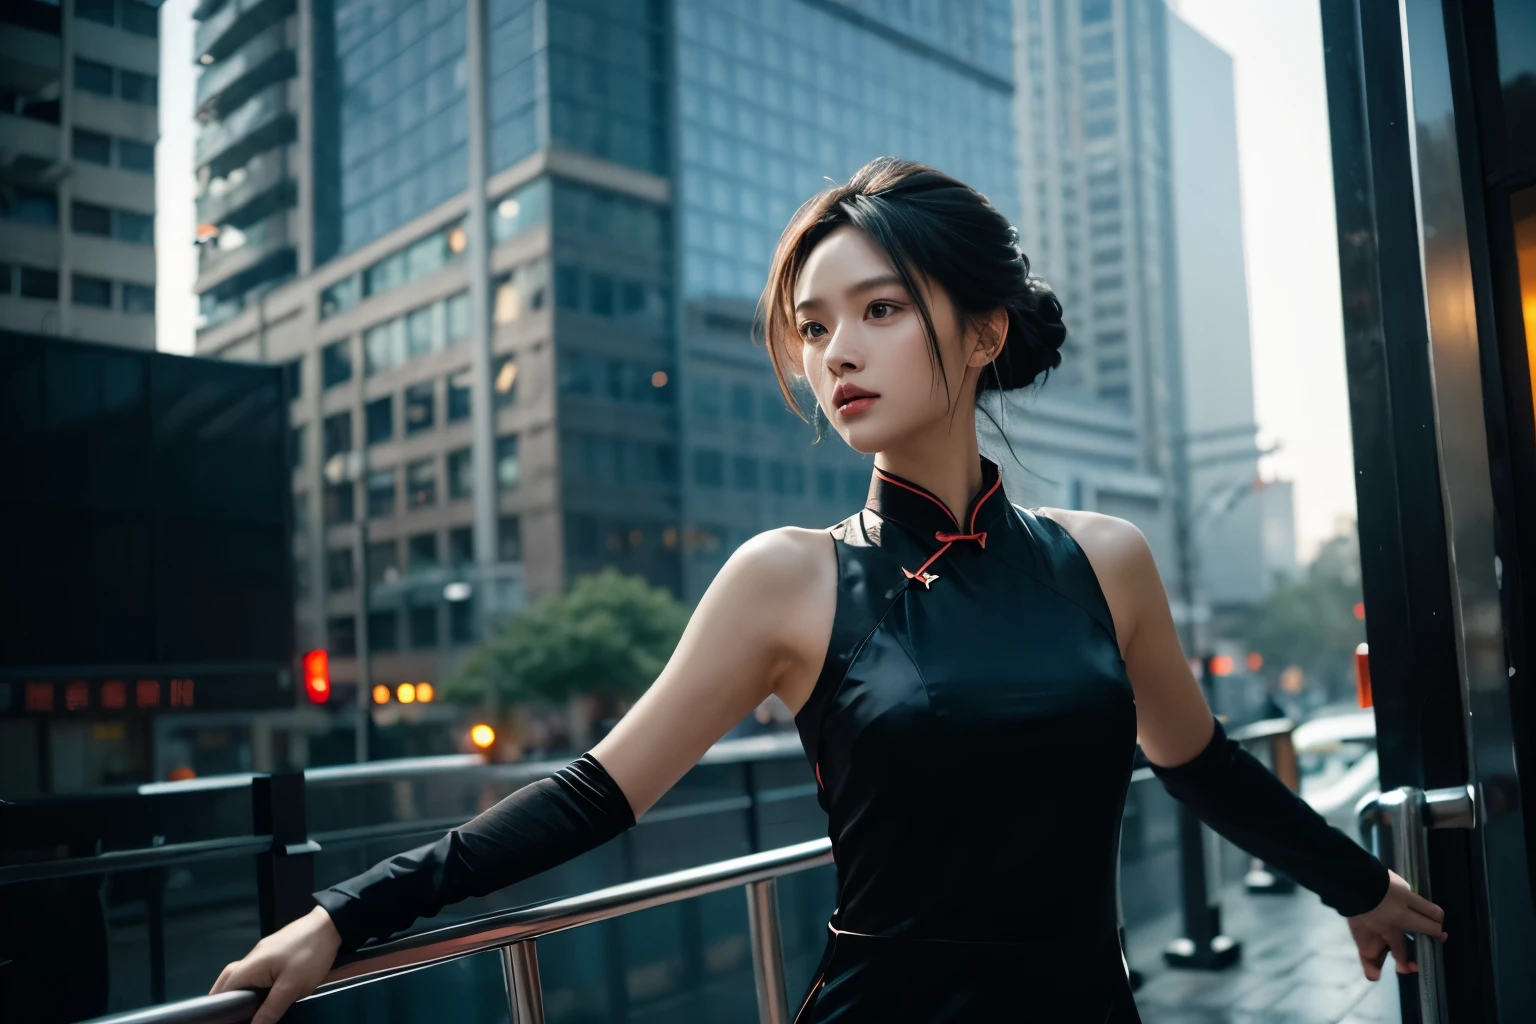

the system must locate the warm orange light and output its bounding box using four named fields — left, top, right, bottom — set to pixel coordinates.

left=1209, top=655, right=1235, bottom=677
left=416, top=682, right=435, bottom=703
left=470, top=723, right=496, bottom=749
left=447, top=226, right=468, bottom=253
left=1355, top=642, right=1373, bottom=709
left=1280, top=665, right=1305, bottom=694
left=1353, top=602, right=1365, bottom=621
left=1246, top=652, right=1263, bottom=672
left=396, top=682, right=416, bottom=704
left=168, top=766, right=197, bottom=781
left=651, top=370, right=668, bottom=387
left=372, top=684, right=391, bottom=704
left=495, top=359, right=518, bottom=394
left=303, top=650, right=330, bottom=704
